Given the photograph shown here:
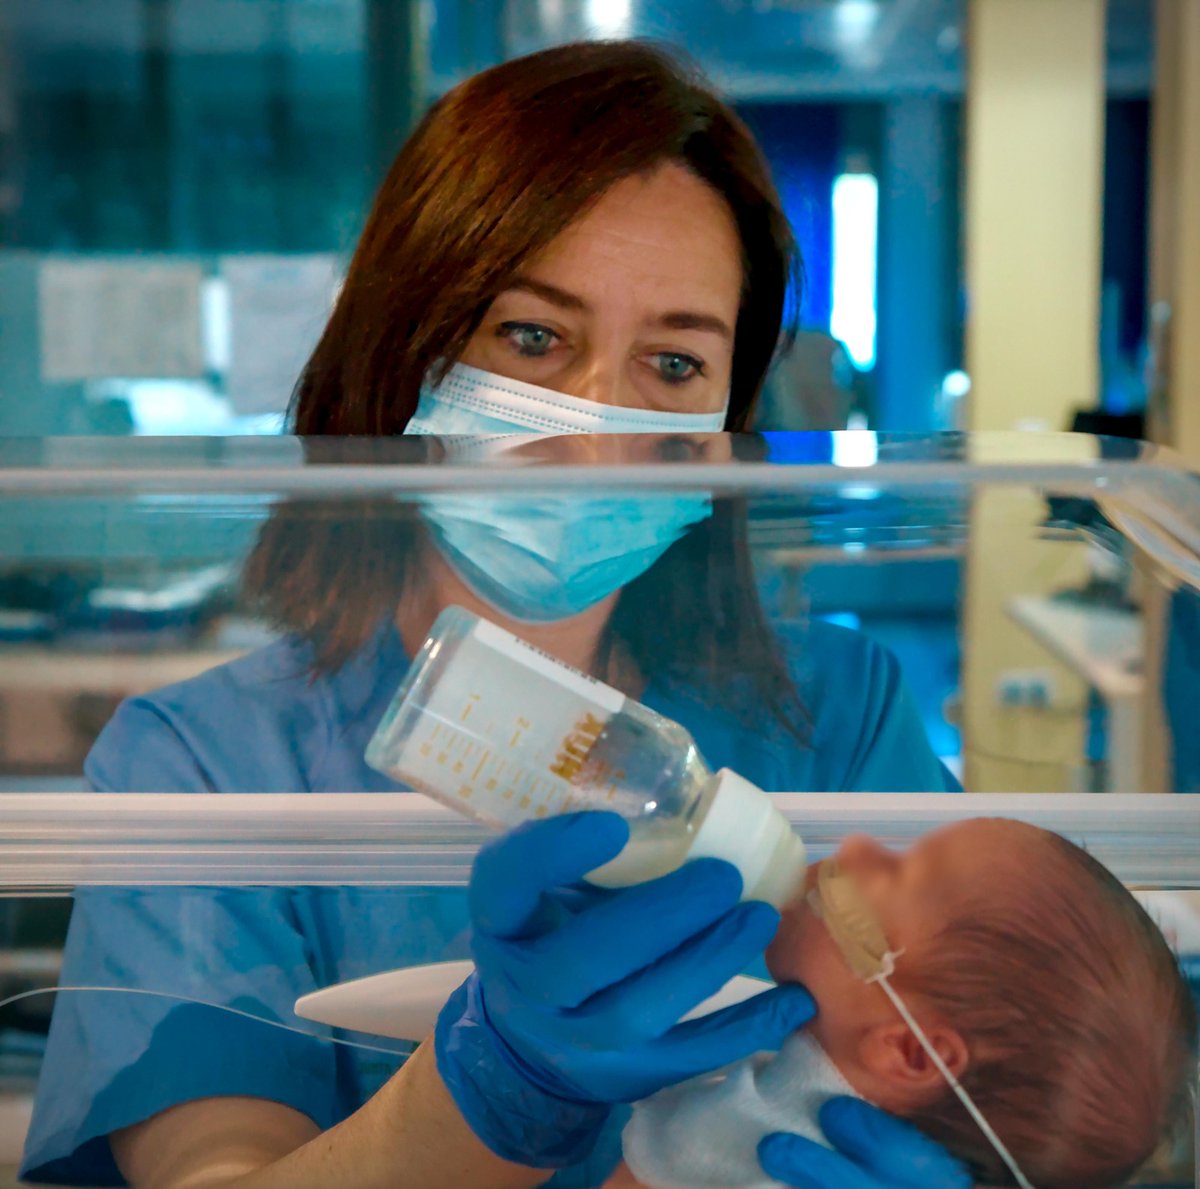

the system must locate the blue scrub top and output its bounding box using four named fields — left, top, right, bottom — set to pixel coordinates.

left=22, top=618, right=951, bottom=1187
